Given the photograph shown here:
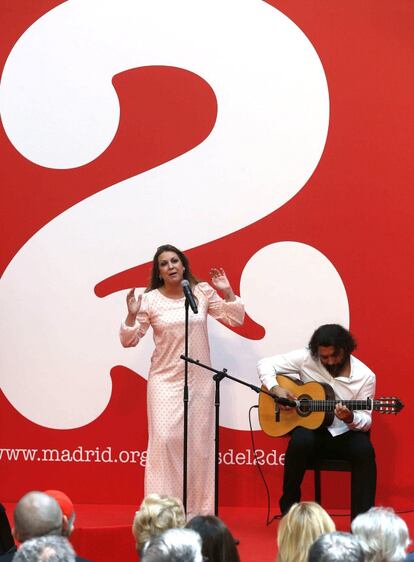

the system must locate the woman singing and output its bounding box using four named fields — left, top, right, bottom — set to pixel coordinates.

left=120, top=244, right=245, bottom=518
